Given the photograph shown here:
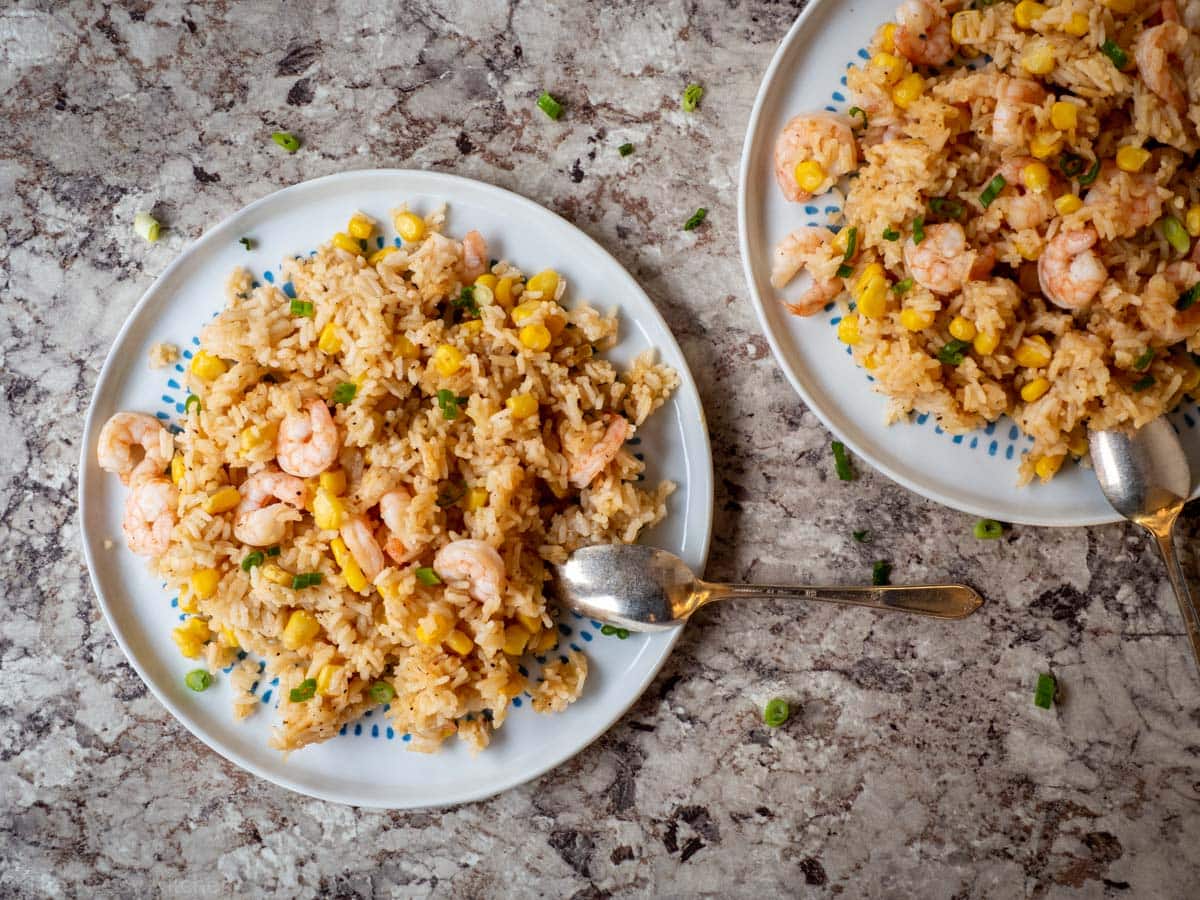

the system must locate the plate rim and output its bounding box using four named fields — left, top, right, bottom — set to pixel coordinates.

left=78, top=167, right=714, bottom=808
left=735, top=0, right=1123, bottom=528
